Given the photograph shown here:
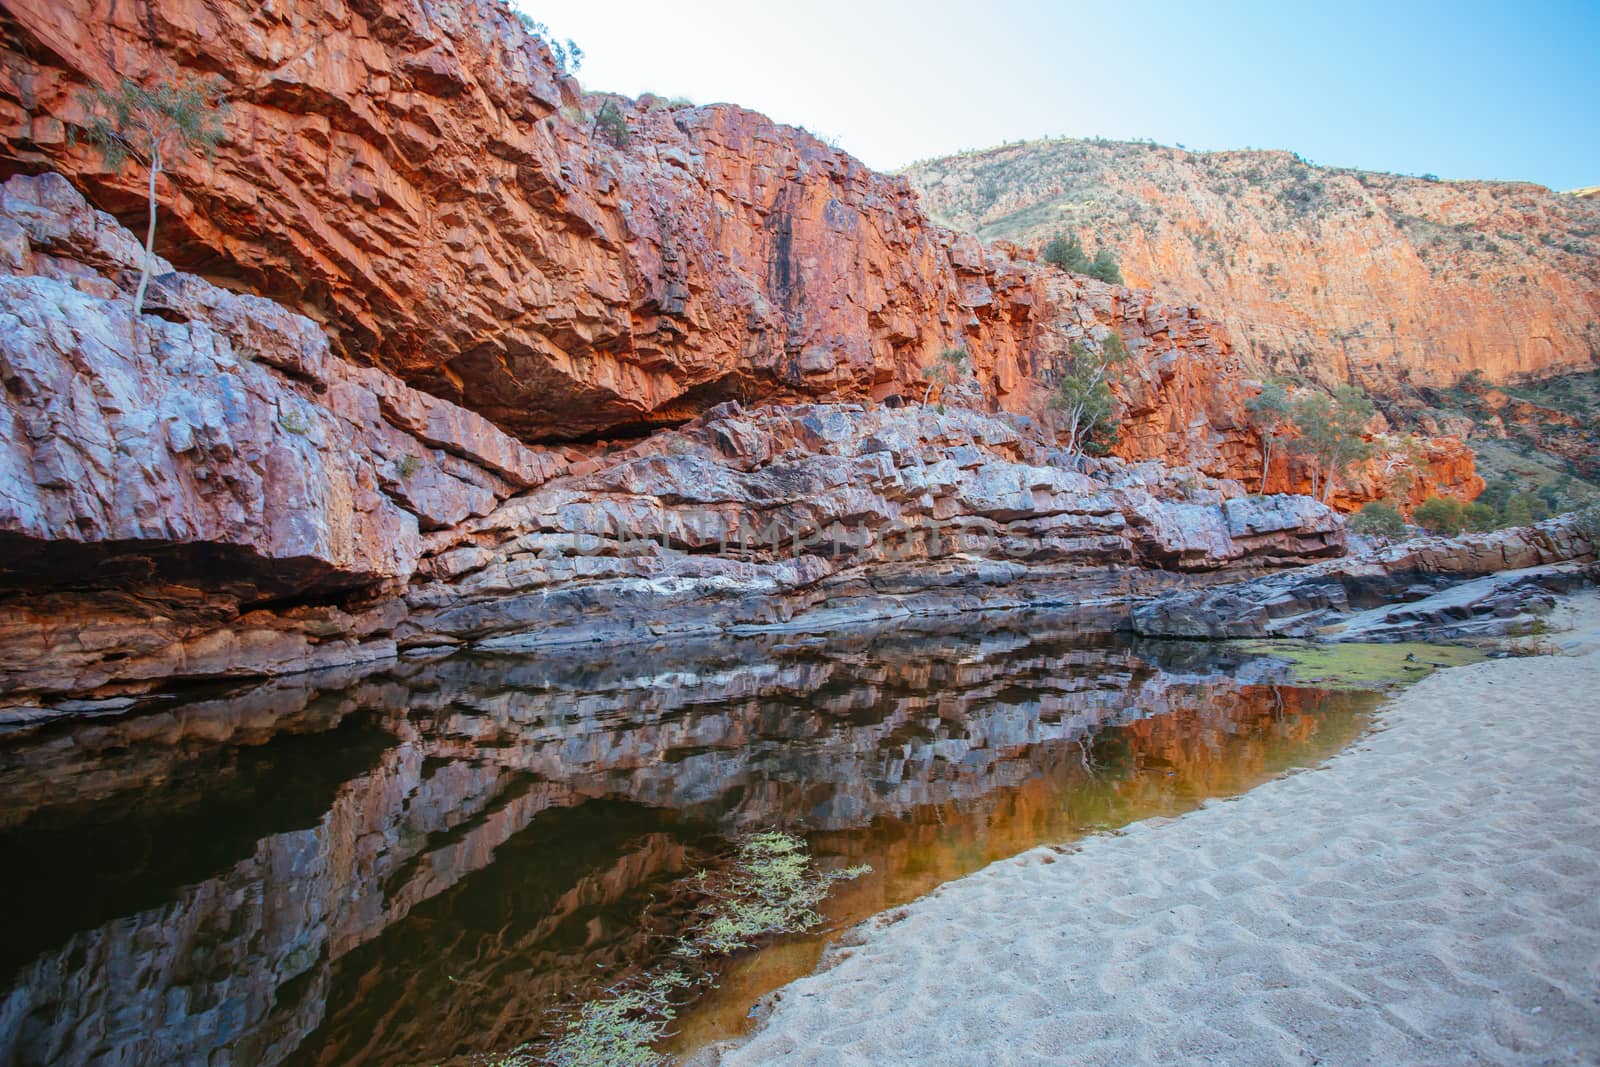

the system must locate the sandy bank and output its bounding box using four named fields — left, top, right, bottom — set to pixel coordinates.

left=707, top=614, right=1600, bottom=1064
